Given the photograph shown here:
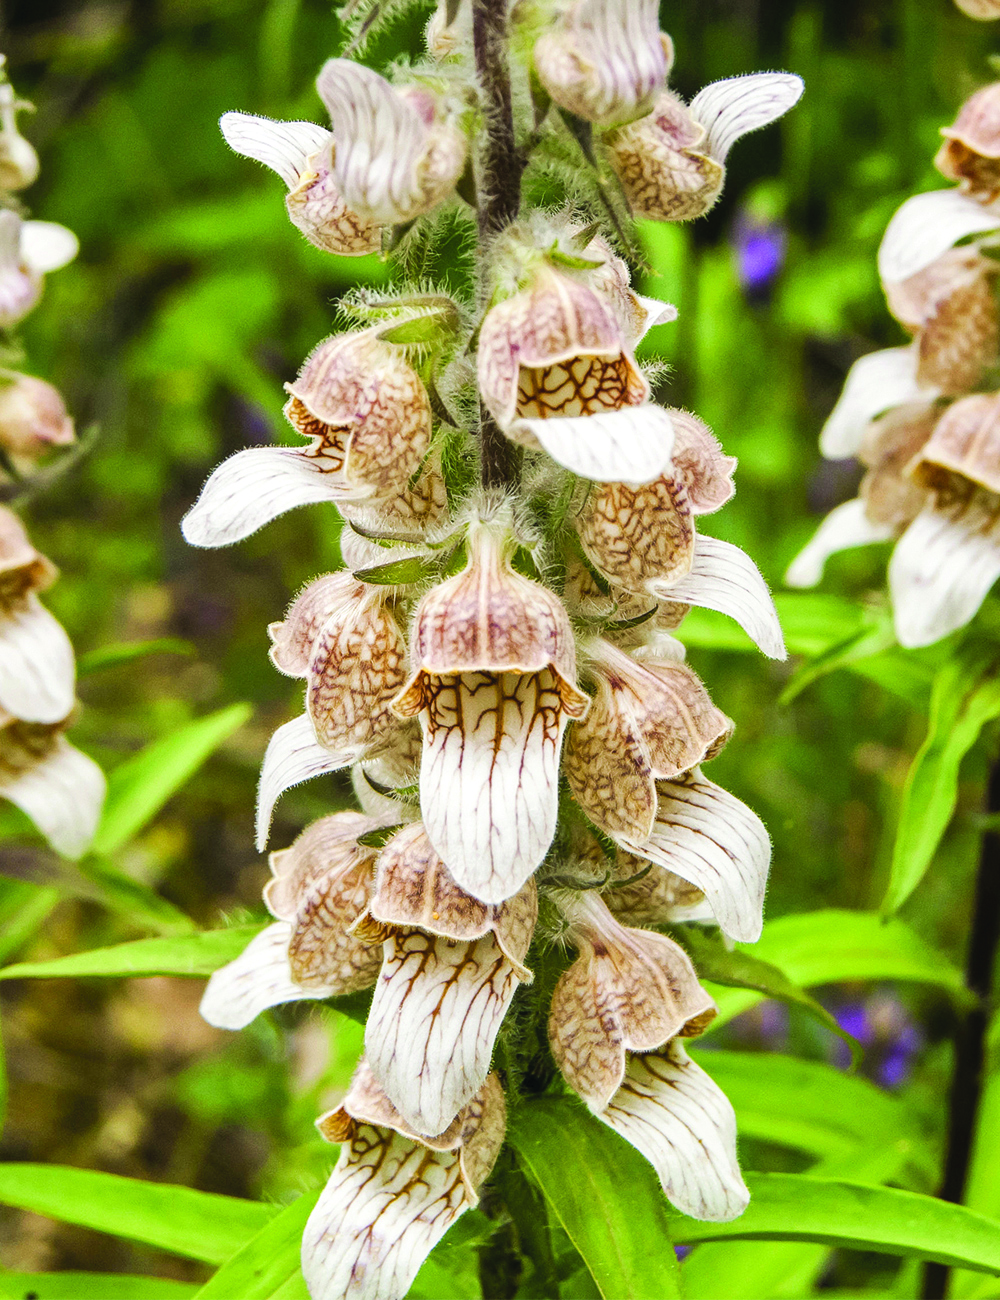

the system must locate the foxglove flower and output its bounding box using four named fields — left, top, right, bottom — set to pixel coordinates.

left=182, top=328, right=441, bottom=549
left=201, top=811, right=389, bottom=1029
left=0, top=78, right=39, bottom=191
left=361, top=820, right=535, bottom=1133
left=392, top=519, right=589, bottom=903
left=220, top=112, right=381, bottom=256
left=934, top=81, right=1000, bottom=198
left=316, top=60, right=467, bottom=226
left=478, top=256, right=675, bottom=482
left=606, top=74, right=803, bottom=223
left=304, top=1063, right=505, bottom=1300
left=0, top=713, right=104, bottom=859
left=0, top=209, right=77, bottom=329
left=257, top=572, right=411, bottom=846
left=533, top=0, right=672, bottom=128
left=0, top=373, right=75, bottom=471
left=607, top=849, right=716, bottom=926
